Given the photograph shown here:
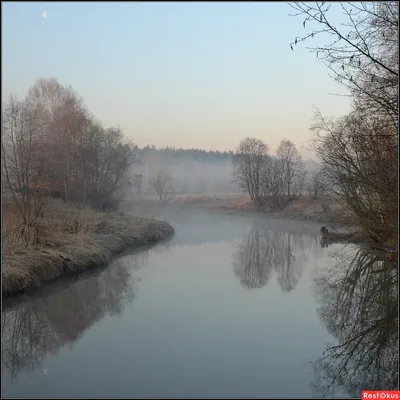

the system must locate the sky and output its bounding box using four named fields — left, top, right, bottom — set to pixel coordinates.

left=2, top=1, right=351, bottom=157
